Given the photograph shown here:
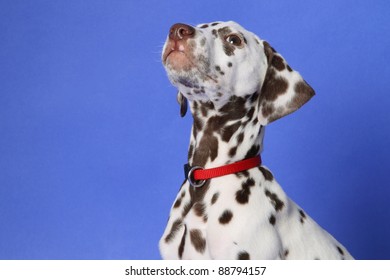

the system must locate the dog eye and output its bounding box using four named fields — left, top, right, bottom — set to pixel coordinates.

left=225, top=34, right=242, bottom=46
